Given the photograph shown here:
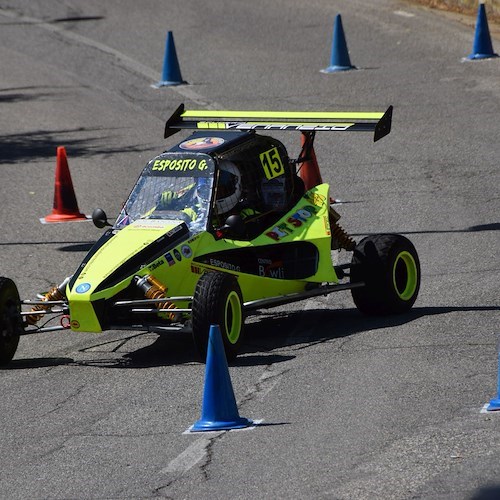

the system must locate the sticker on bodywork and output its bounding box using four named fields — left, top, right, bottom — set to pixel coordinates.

left=181, top=245, right=192, bottom=258
left=259, top=146, right=285, bottom=180
left=266, top=205, right=318, bottom=241
left=179, top=137, right=225, bottom=150
left=165, top=253, right=175, bottom=266
left=75, top=283, right=91, bottom=294
left=151, top=157, right=209, bottom=172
